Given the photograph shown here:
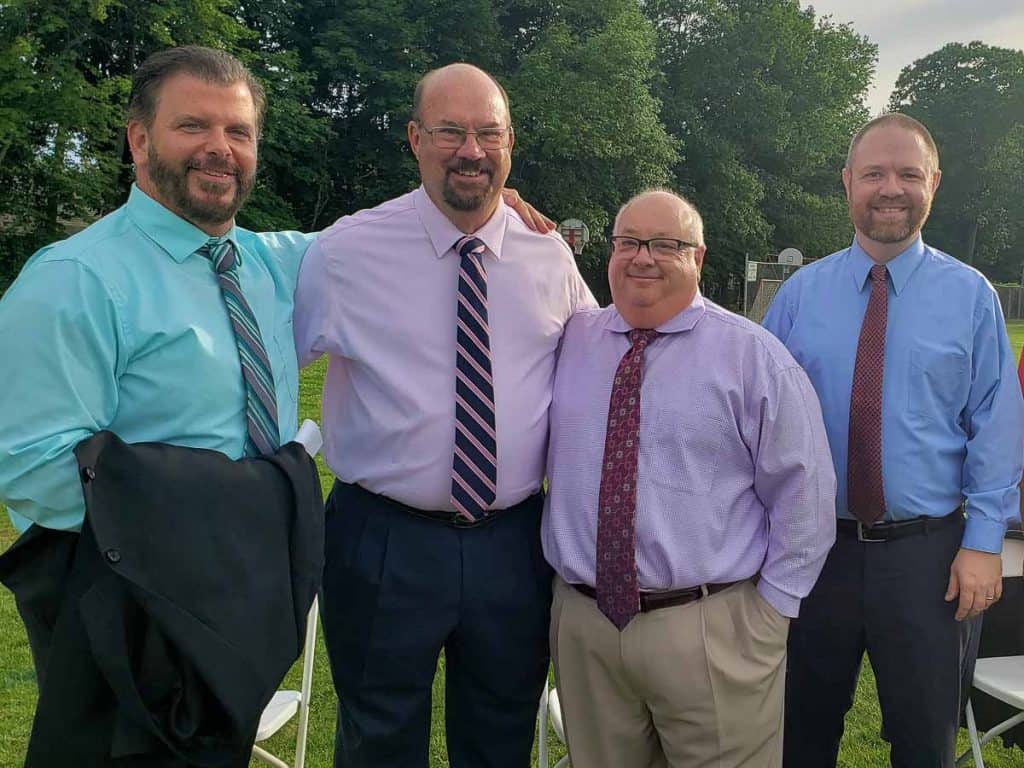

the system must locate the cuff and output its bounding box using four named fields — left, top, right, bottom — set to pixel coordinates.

left=757, top=578, right=800, bottom=618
